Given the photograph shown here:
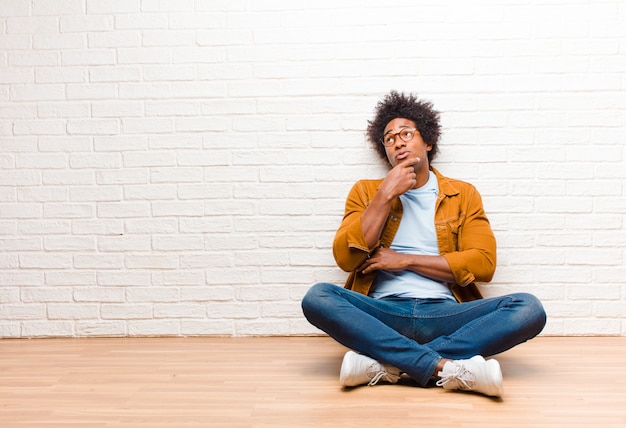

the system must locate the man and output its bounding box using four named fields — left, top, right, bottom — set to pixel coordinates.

left=301, top=91, right=546, bottom=397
